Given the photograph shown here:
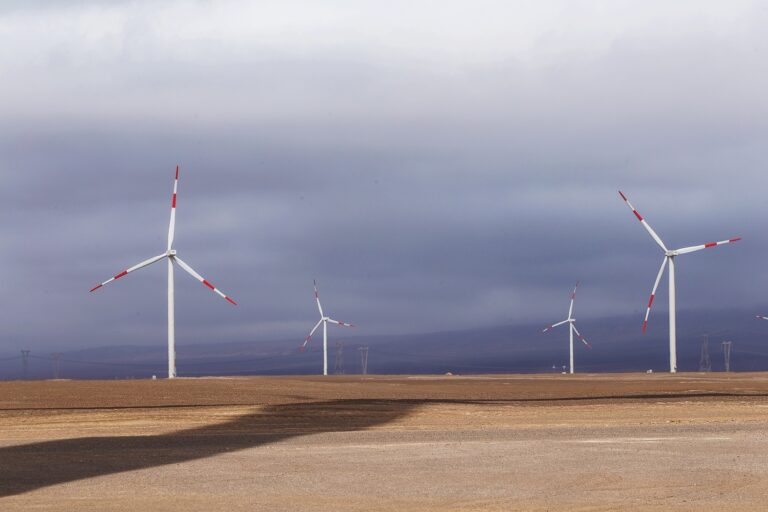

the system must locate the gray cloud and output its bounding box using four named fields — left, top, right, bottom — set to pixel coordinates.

left=0, top=1, right=767, bottom=356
